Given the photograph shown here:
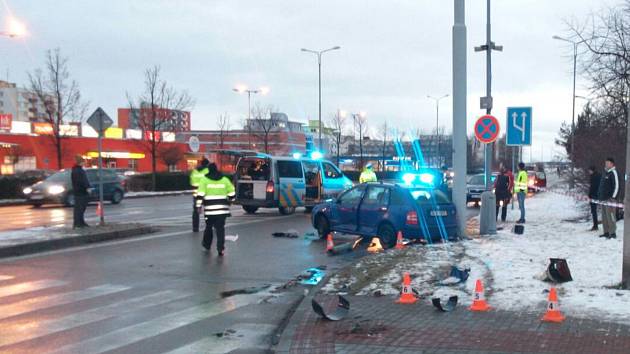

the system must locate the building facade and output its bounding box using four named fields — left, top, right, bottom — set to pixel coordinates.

left=0, top=80, right=52, bottom=124
left=118, top=106, right=192, bottom=132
